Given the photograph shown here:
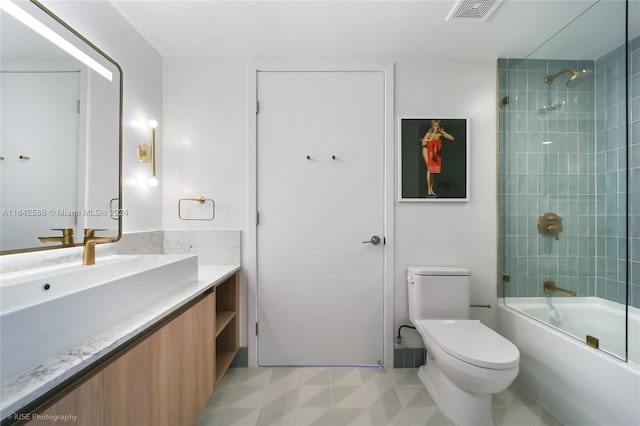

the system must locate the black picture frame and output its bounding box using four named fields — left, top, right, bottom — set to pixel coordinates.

left=398, top=117, right=470, bottom=202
